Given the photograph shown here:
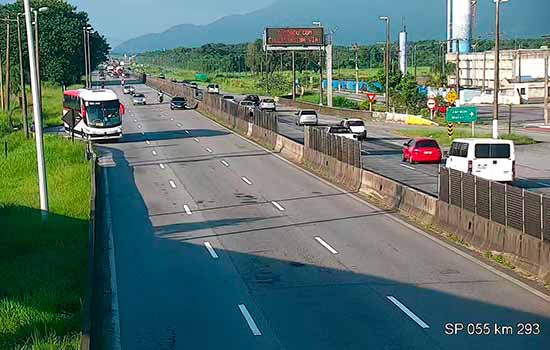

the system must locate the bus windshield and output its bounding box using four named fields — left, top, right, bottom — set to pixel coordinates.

left=86, top=100, right=121, bottom=128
